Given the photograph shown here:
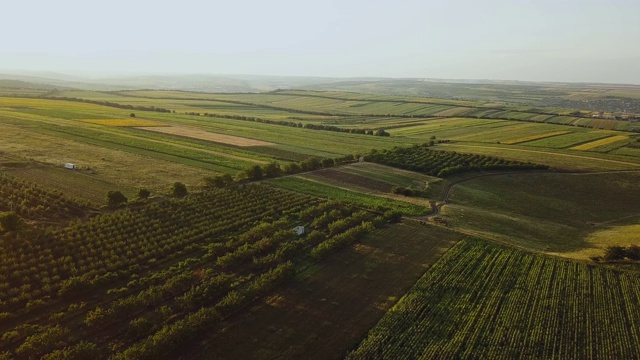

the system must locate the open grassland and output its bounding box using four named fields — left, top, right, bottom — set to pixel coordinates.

left=442, top=171, right=640, bottom=256
left=0, top=96, right=425, bottom=198
left=185, top=221, right=466, bottom=360
left=3, top=165, right=134, bottom=206
left=267, top=177, right=429, bottom=215
left=571, top=135, right=630, bottom=151
left=348, top=238, right=640, bottom=359
left=0, top=123, right=214, bottom=198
